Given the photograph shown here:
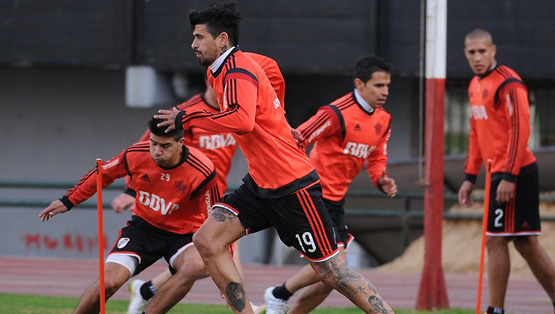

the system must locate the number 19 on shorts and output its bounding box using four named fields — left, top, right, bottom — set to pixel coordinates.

left=295, top=232, right=316, bottom=253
